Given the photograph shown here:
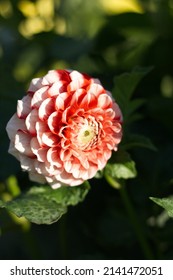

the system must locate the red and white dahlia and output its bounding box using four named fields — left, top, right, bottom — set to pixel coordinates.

left=6, top=70, right=122, bottom=188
